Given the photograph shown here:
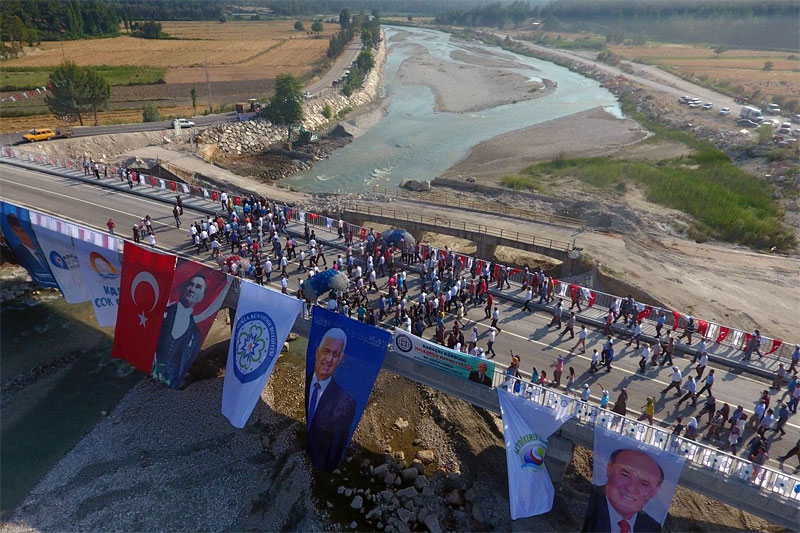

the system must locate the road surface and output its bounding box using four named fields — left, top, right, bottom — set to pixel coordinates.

left=1, top=161, right=798, bottom=473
